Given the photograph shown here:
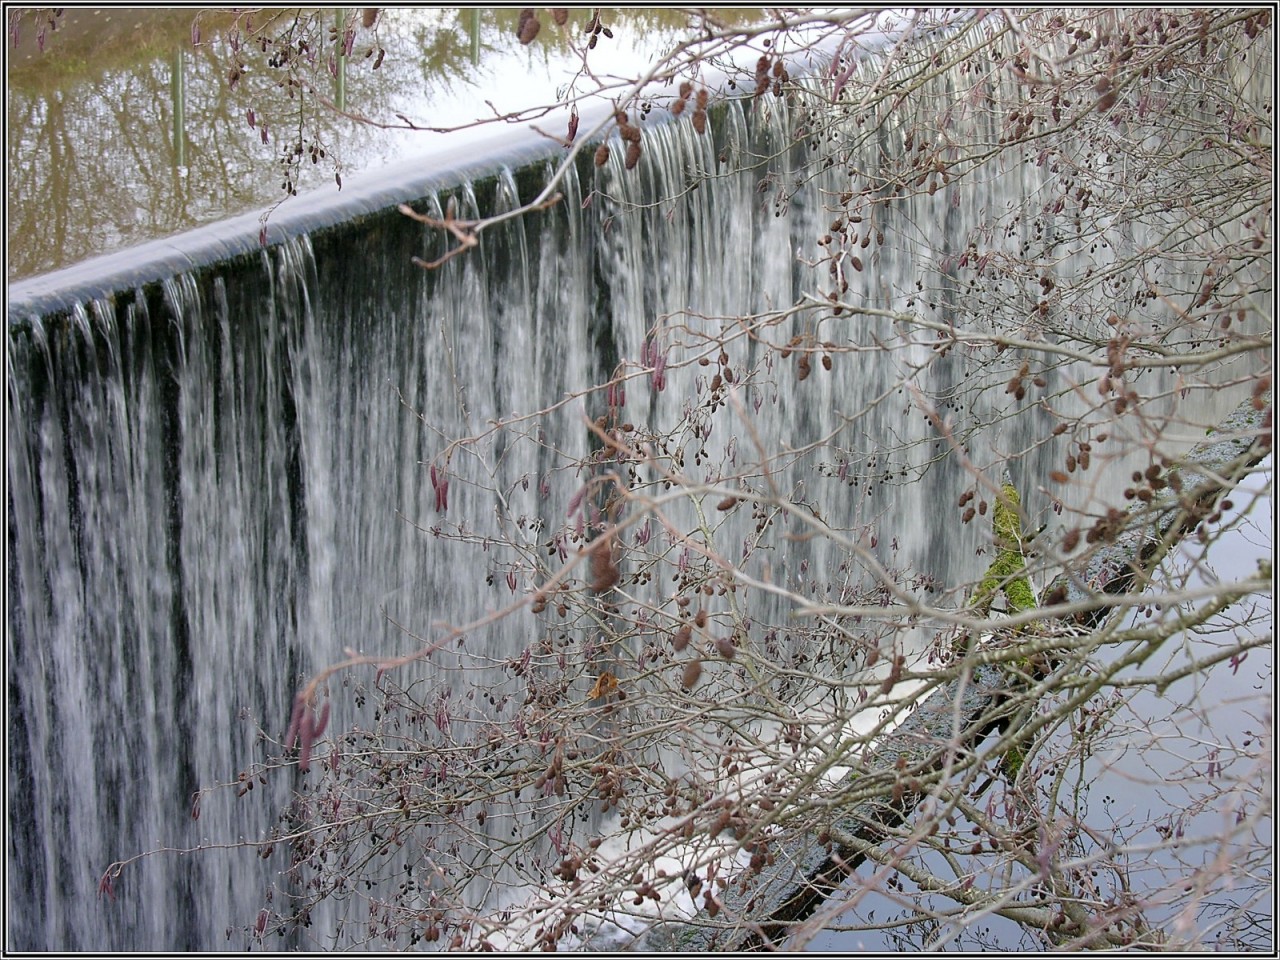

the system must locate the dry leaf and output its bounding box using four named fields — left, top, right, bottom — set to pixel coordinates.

left=588, top=671, right=618, bottom=700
